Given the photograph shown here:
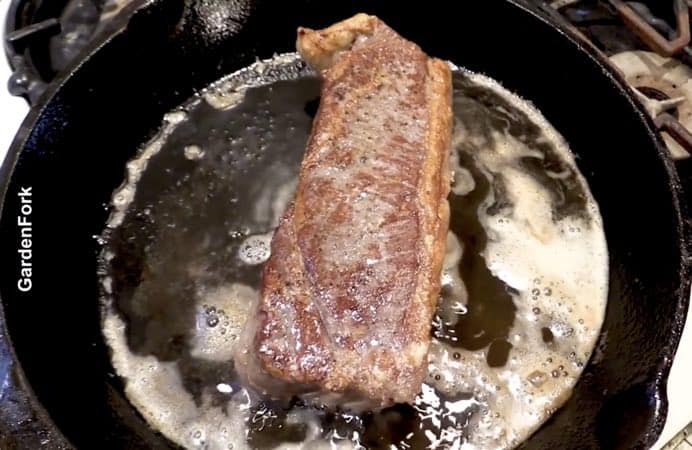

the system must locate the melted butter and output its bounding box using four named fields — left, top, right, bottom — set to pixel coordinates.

left=99, top=54, right=607, bottom=450
left=426, top=70, right=607, bottom=449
